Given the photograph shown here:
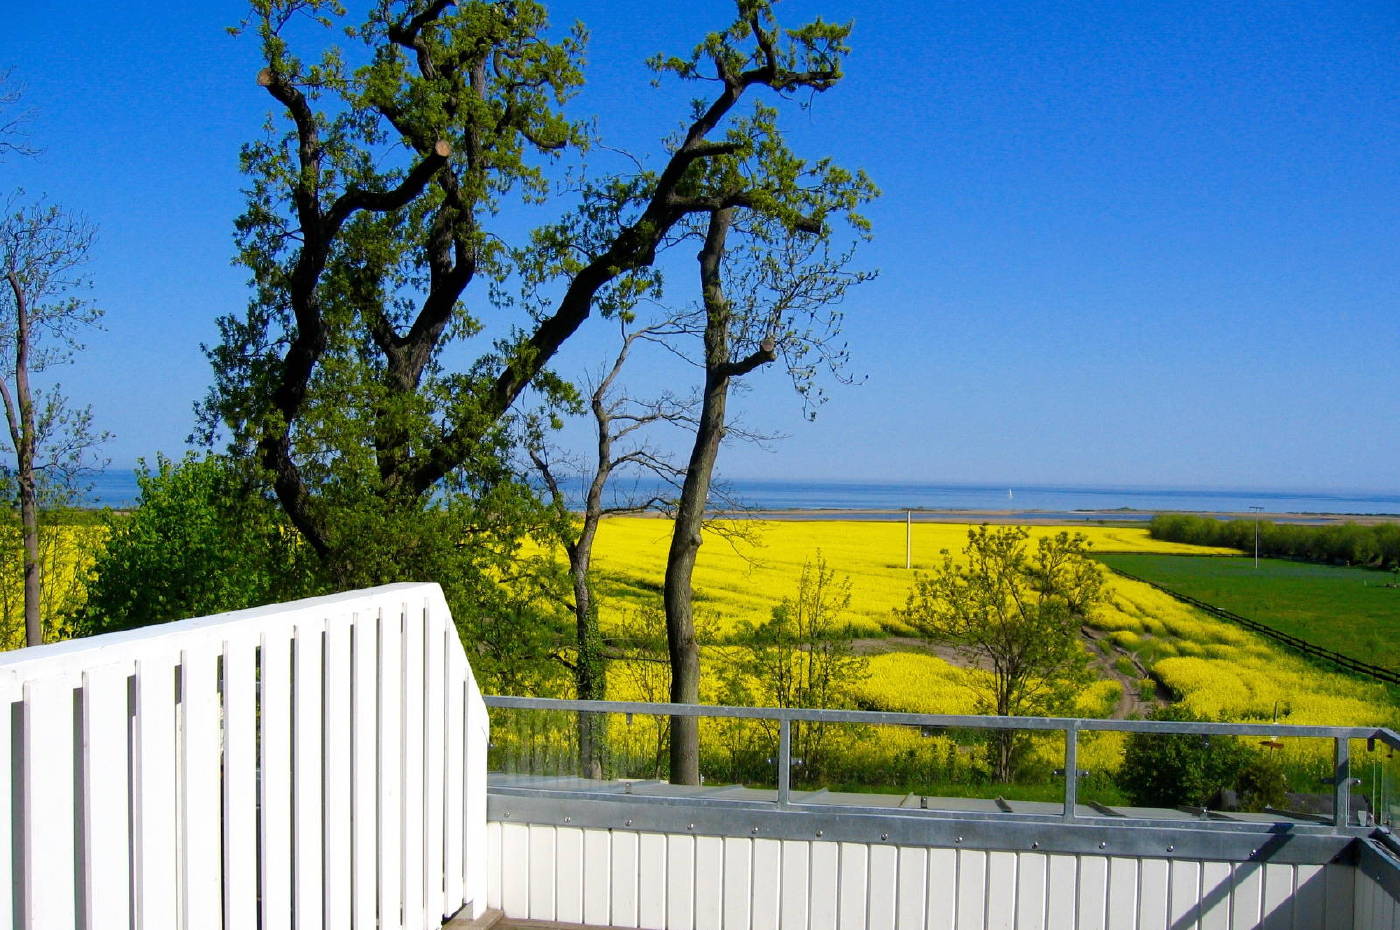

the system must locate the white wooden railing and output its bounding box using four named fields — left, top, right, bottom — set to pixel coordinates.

left=0, top=582, right=489, bottom=930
